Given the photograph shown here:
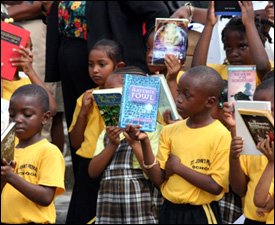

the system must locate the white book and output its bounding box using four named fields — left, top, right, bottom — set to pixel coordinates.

left=235, top=101, right=273, bottom=155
